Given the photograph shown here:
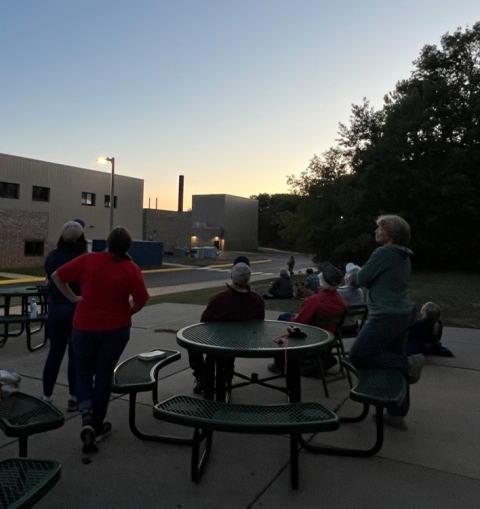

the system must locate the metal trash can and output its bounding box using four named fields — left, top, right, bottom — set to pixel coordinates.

left=202, top=247, right=219, bottom=259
